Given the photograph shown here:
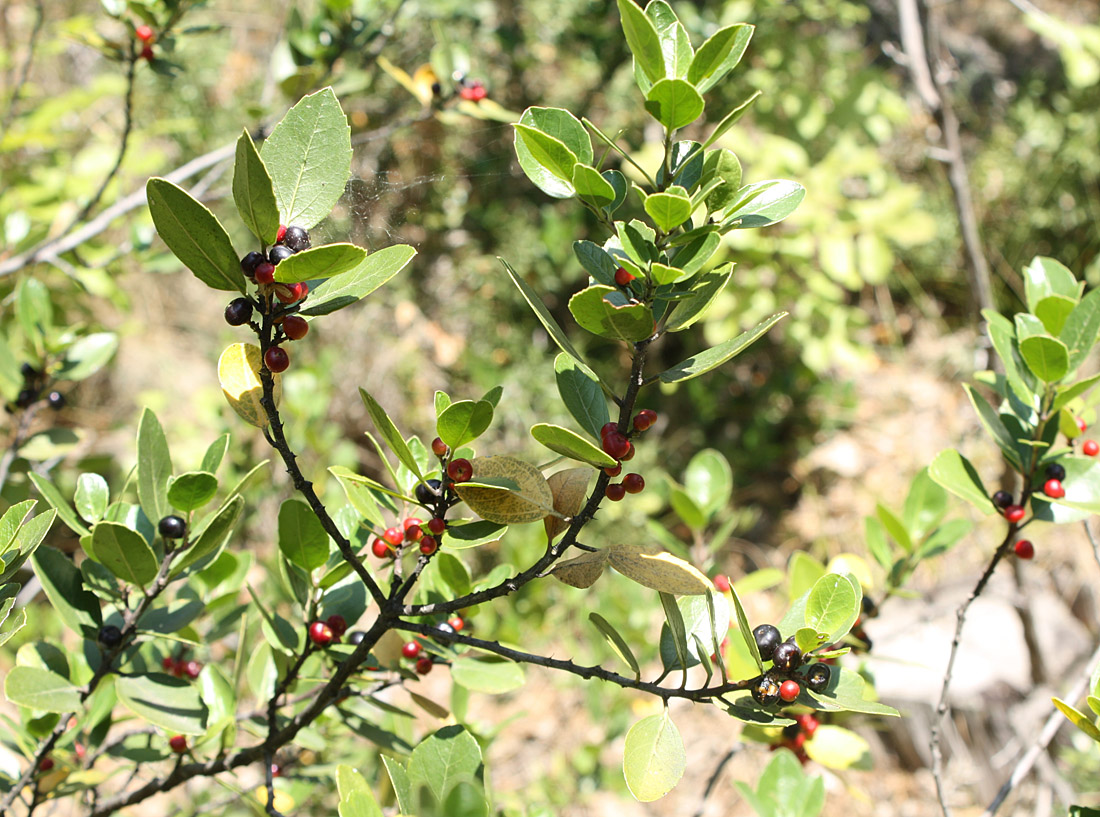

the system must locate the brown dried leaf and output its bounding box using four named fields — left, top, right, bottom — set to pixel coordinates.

left=607, top=544, right=711, bottom=595
left=544, top=468, right=592, bottom=541
left=550, top=548, right=610, bottom=589
left=454, top=456, right=555, bottom=525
